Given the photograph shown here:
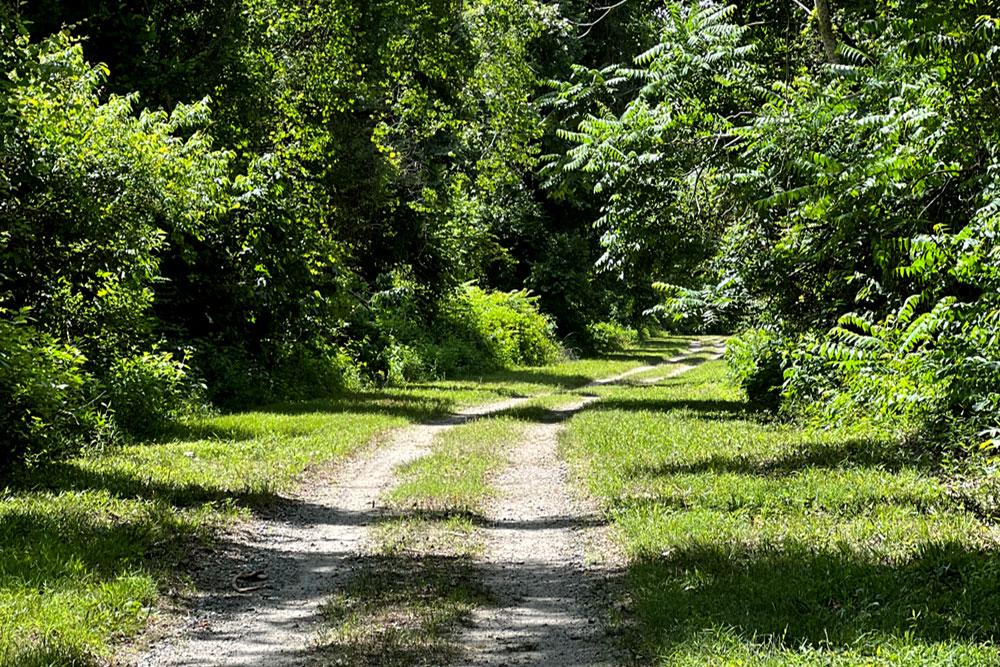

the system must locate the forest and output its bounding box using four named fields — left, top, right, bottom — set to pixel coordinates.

left=3, top=0, right=997, bottom=464
left=3, top=0, right=1000, bottom=665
